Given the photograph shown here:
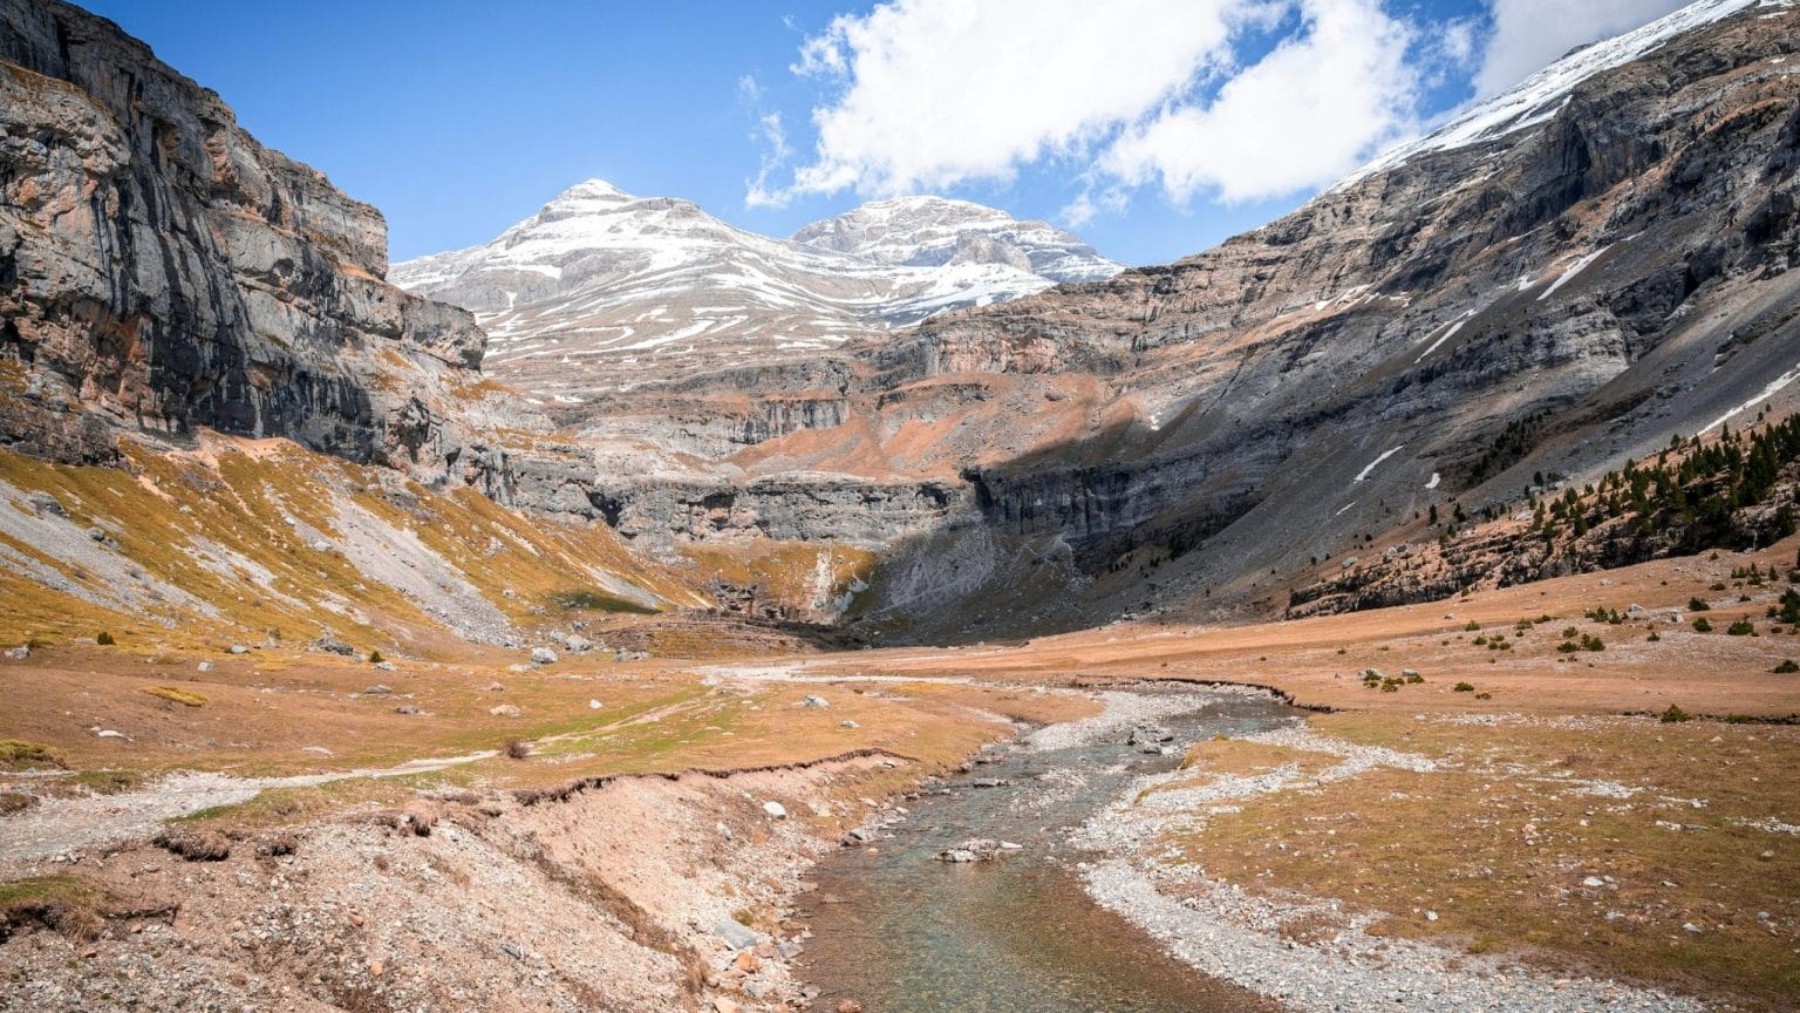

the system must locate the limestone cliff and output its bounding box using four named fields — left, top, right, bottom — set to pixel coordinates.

left=0, top=0, right=489, bottom=481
